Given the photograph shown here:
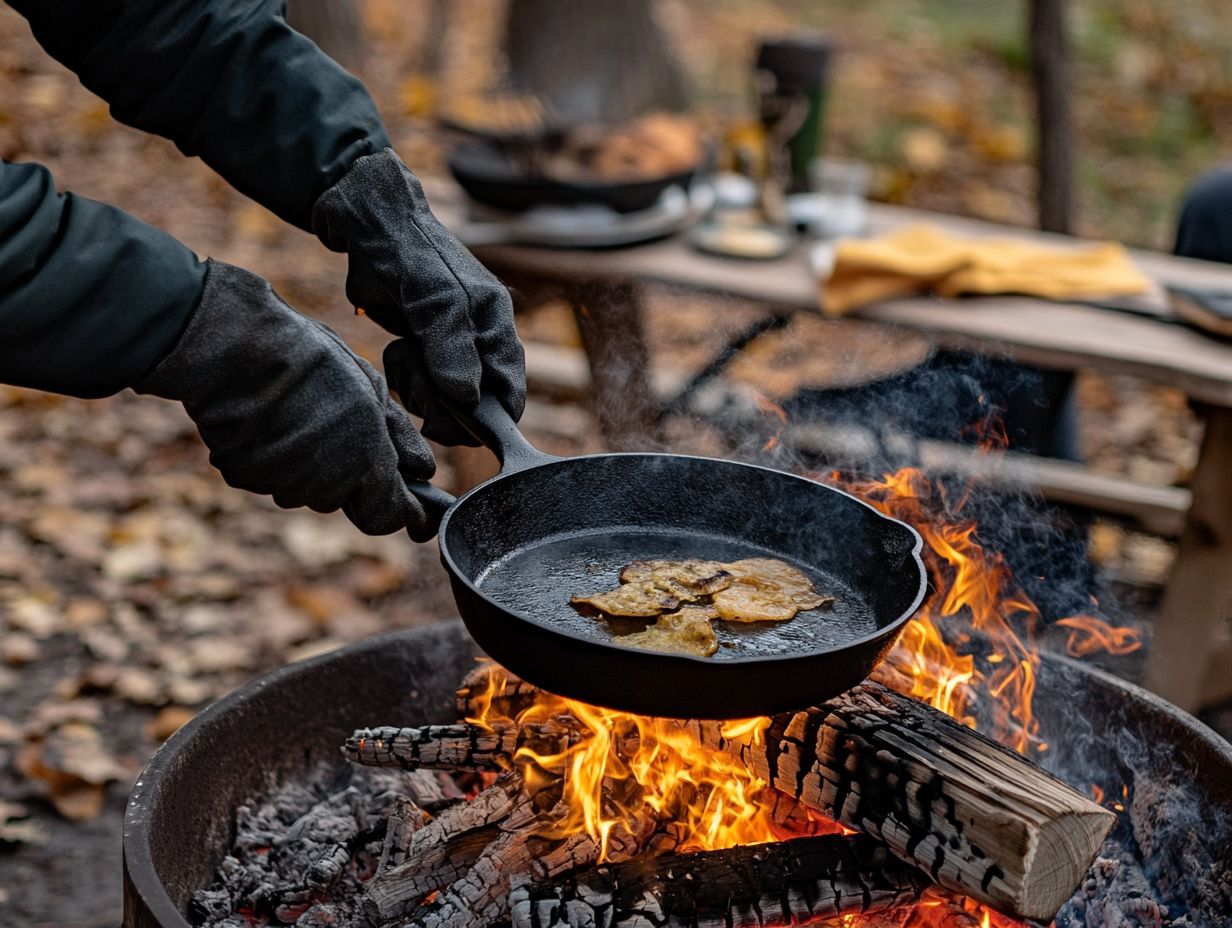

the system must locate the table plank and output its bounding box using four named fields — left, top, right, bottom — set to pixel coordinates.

left=461, top=204, right=1232, bottom=406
